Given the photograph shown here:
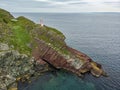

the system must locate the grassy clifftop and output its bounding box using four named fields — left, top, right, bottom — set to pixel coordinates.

left=0, top=8, right=66, bottom=56
left=0, top=8, right=14, bottom=23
